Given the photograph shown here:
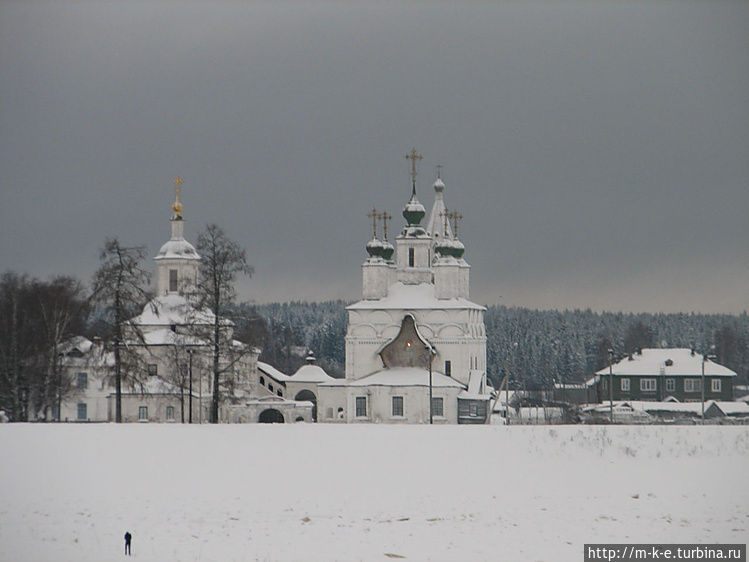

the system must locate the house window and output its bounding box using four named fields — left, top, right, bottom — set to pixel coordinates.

left=711, top=379, right=722, bottom=393
left=139, top=406, right=148, bottom=421
left=469, top=403, right=478, bottom=417
left=169, top=269, right=178, bottom=292
left=432, top=397, right=444, bottom=417
left=166, top=406, right=175, bottom=421
left=444, top=360, right=451, bottom=377
left=684, top=379, right=702, bottom=393
left=355, top=396, right=367, bottom=418
left=408, top=248, right=415, bottom=267
left=620, top=378, right=630, bottom=392
left=77, top=372, right=88, bottom=389
left=640, top=378, right=657, bottom=392
left=392, top=396, right=404, bottom=417
left=148, top=364, right=158, bottom=376
left=666, top=378, right=675, bottom=392
left=77, top=403, right=87, bottom=421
